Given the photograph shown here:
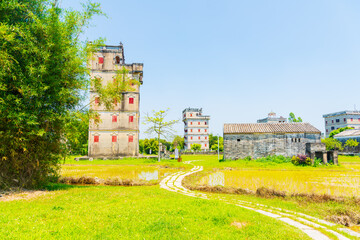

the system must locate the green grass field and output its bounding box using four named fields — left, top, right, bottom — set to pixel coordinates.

left=0, top=185, right=310, bottom=240
left=1, top=154, right=359, bottom=239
